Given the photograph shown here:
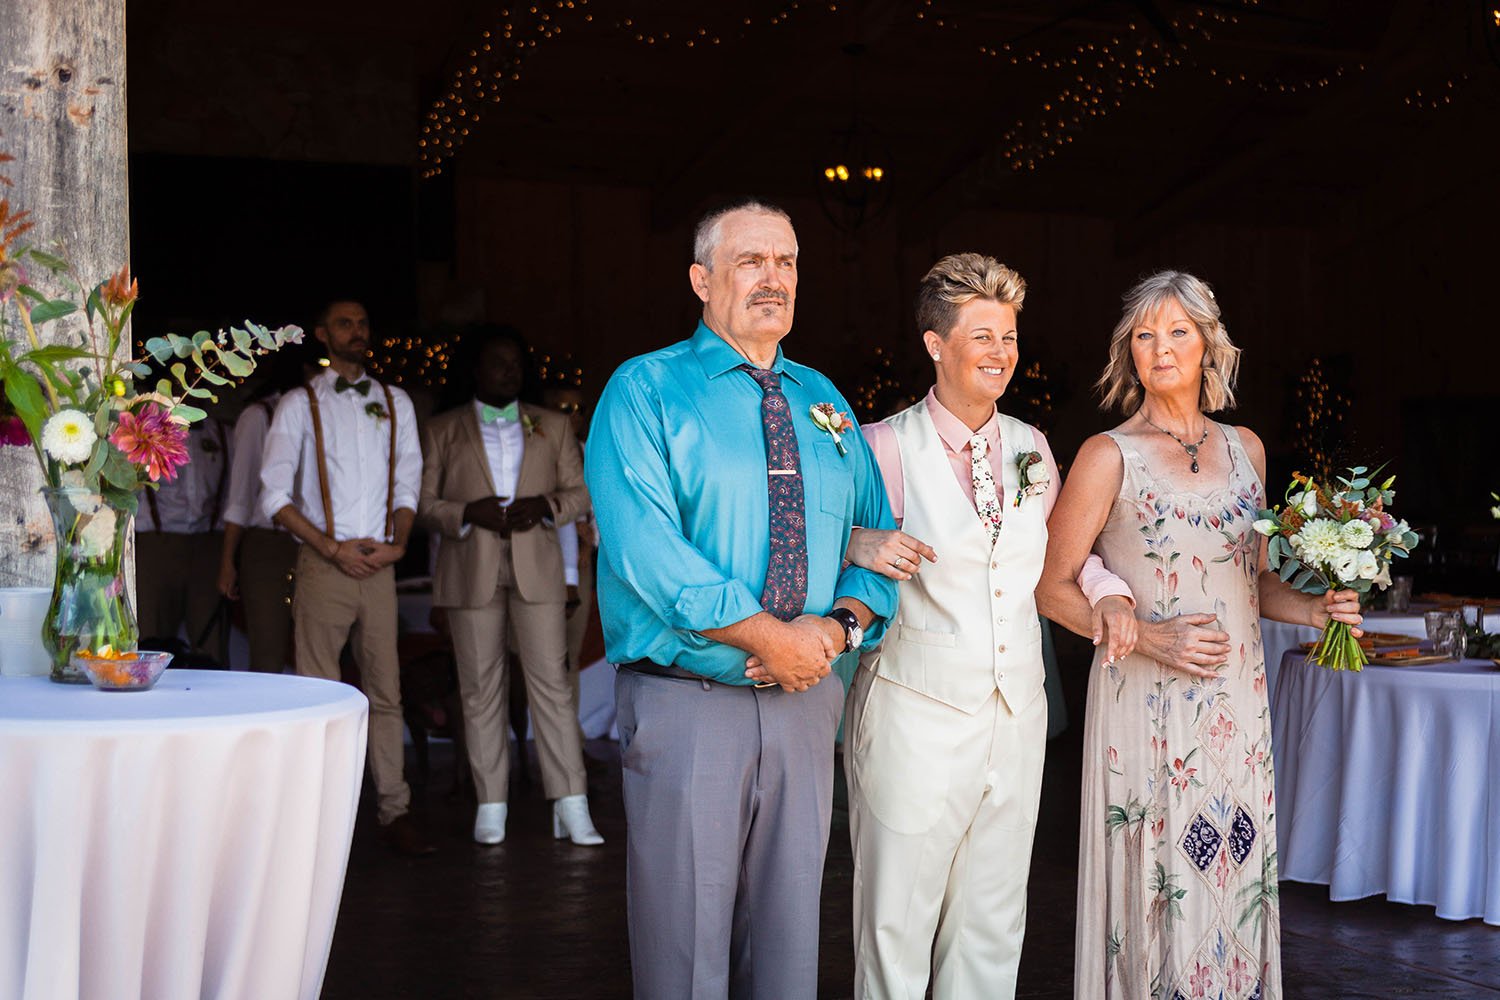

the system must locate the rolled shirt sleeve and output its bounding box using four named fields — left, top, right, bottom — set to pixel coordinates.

left=222, top=405, right=269, bottom=528
left=391, top=387, right=422, bottom=515
left=258, top=391, right=306, bottom=524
